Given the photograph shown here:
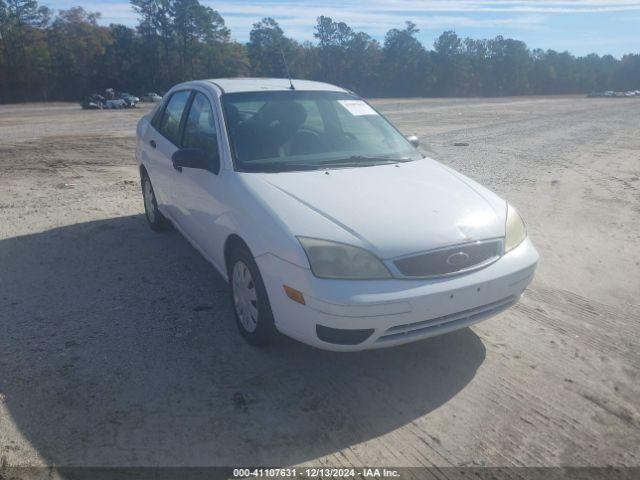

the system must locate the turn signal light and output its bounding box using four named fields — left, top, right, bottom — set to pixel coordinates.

left=283, top=285, right=305, bottom=305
